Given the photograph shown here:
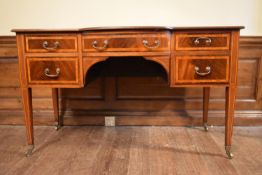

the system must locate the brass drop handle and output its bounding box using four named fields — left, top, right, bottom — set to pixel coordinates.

left=92, top=40, right=109, bottom=51
left=42, top=41, right=60, bottom=51
left=193, top=37, right=212, bottom=46
left=195, top=66, right=211, bottom=76
left=143, top=40, right=160, bottom=49
left=44, top=68, right=61, bottom=78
